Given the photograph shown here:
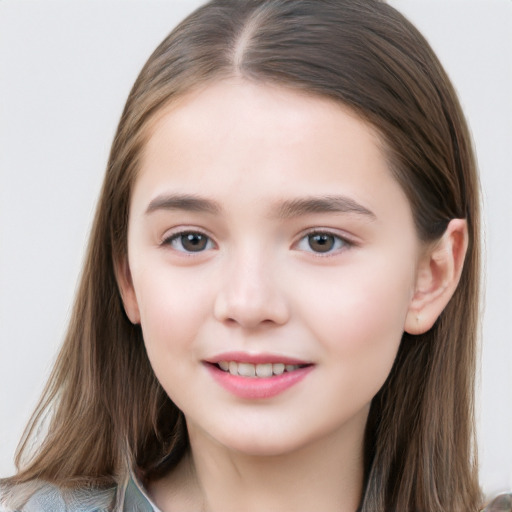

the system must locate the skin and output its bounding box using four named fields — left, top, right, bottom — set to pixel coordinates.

left=118, top=79, right=468, bottom=512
